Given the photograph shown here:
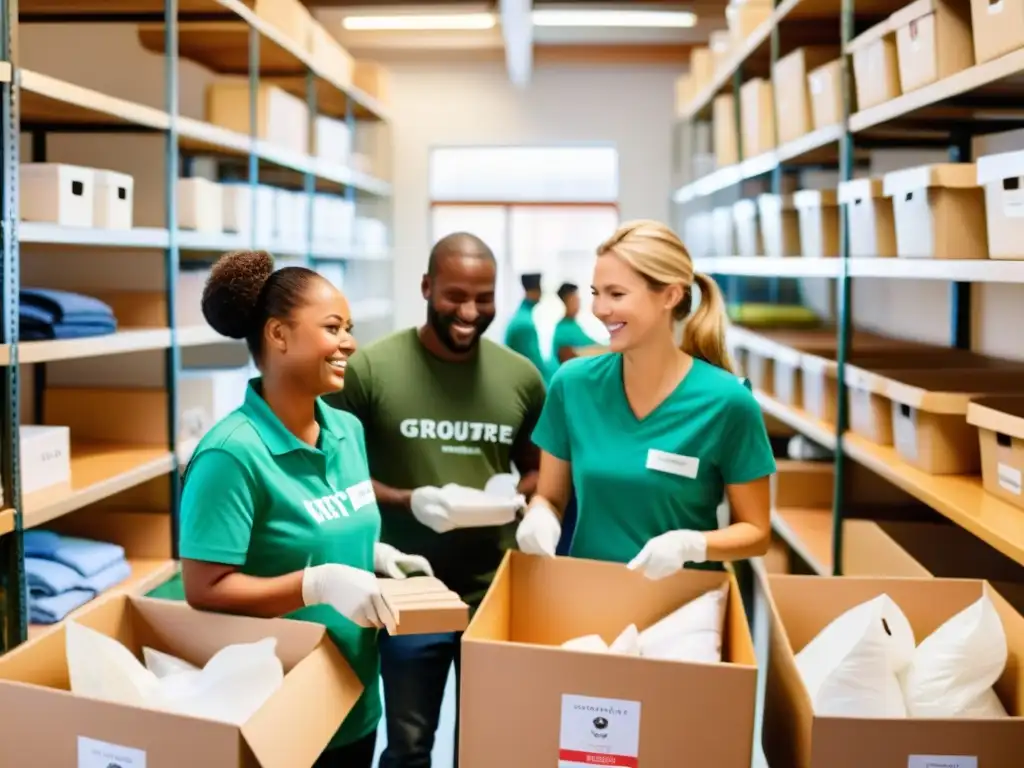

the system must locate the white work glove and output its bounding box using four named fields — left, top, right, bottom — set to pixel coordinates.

left=302, top=562, right=396, bottom=634
left=627, top=530, right=708, bottom=580
left=410, top=486, right=456, bottom=534
left=515, top=498, right=562, bottom=557
left=374, top=542, right=434, bottom=580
